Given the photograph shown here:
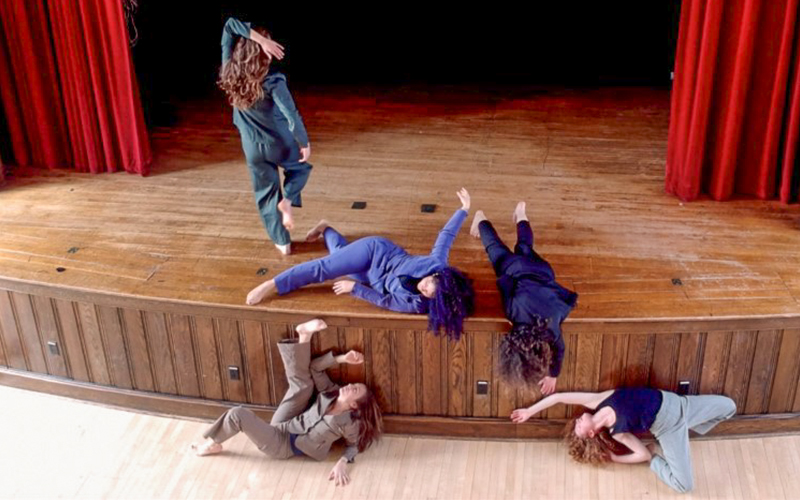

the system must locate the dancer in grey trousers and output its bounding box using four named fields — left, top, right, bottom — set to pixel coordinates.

left=511, top=388, right=736, bottom=493
left=192, top=319, right=383, bottom=486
